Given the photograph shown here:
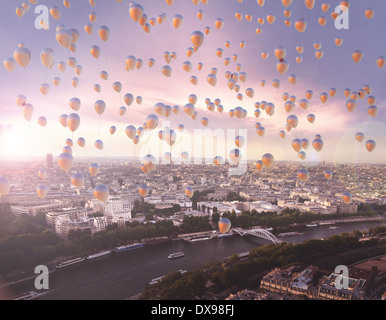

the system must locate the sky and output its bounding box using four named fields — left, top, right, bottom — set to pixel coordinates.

left=0, top=0, right=385, bottom=165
